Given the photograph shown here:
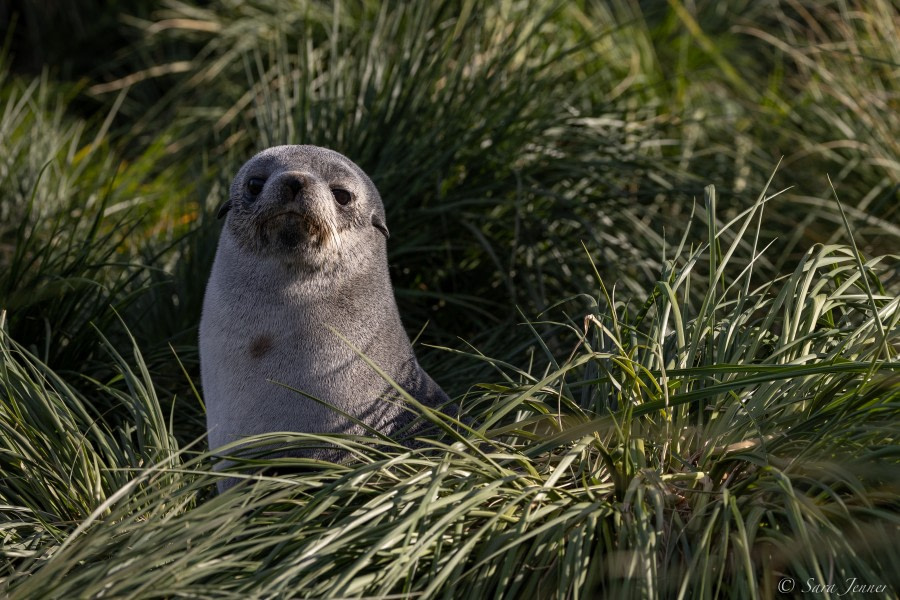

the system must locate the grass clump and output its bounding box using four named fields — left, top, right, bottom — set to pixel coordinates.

left=0, top=61, right=197, bottom=374
left=2, top=185, right=897, bottom=598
